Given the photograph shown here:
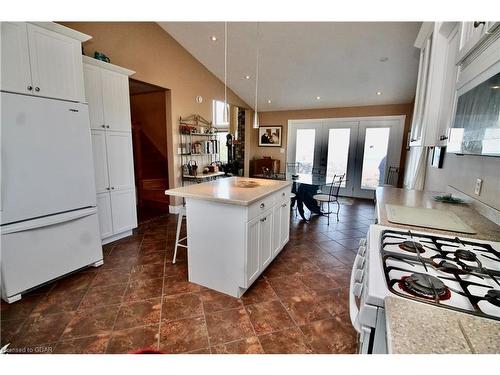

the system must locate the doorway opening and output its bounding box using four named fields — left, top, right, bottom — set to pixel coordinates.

left=287, top=116, right=405, bottom=199
left=129, top=79, right=171, bottom=224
